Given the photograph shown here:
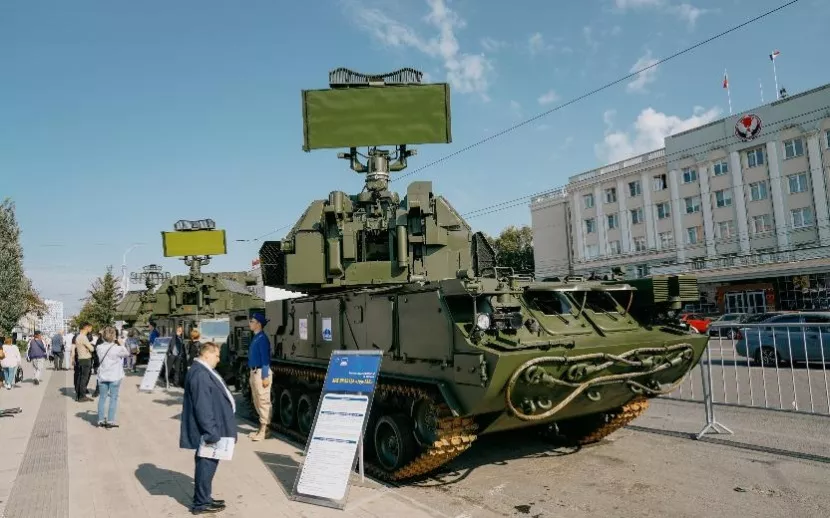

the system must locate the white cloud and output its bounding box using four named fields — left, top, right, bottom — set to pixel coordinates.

left=537, top=89, right=559, bottom=105
left=480, top=37, right=506, bottom=52
left=595, top=106, right=721, bottom=163
left=671, top=3, right=709, bottom=28
left=614, top=0, right=663, bottom=8
left=509, top=99, right=522, bottom=118
left=626, top=50, right=659, bottom=93
left=612, top=0, right=710, bottom=28
left=582, top=26, right=598, bottom=50
left=345, top=0, right=494, bottom=99
left=528, top=32, right=551, bottom=55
